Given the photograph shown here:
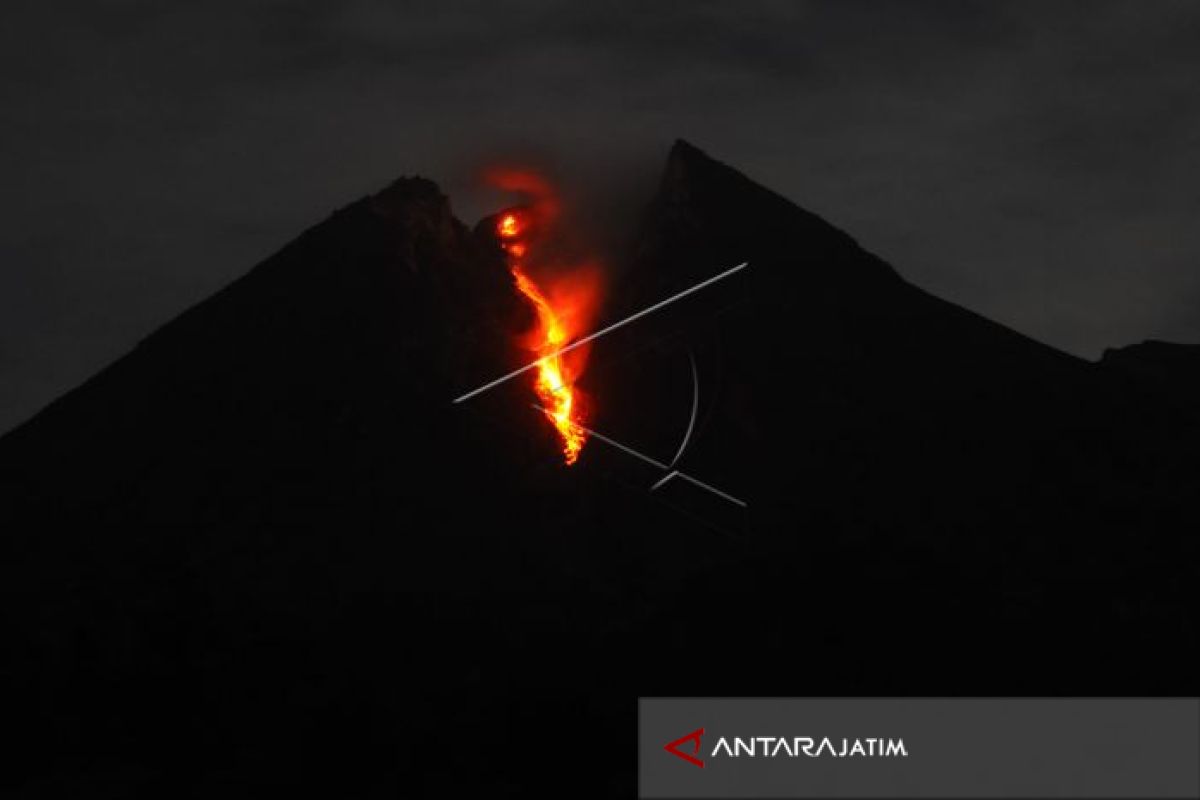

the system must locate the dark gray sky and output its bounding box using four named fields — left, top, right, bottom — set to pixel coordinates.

left=3, top=1, right=1199, bottom=434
